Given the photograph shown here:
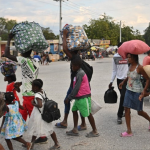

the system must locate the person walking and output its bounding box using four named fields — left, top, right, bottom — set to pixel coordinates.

left=109, top=43, right=128, bottom=124
left=119, top=53, right=150, bottom=137
left=27, top=79, right=60, bottom=149
left=4, top=33, right=48, bottom=144
left=66, top=56, right=99, bottom=137
left=55, top=29, right=93, bottom=131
